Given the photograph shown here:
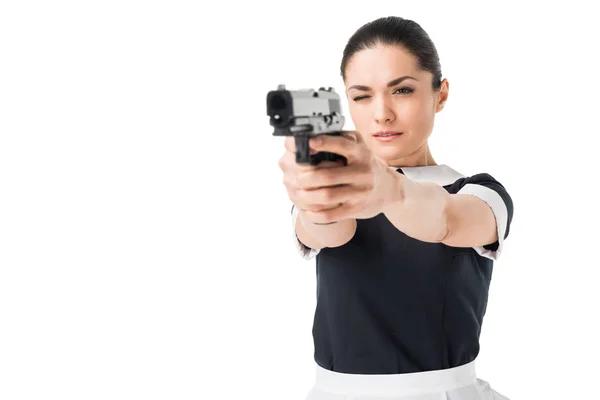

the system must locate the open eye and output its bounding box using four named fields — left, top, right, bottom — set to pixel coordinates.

left=394, top=87, right=414, bottom=95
